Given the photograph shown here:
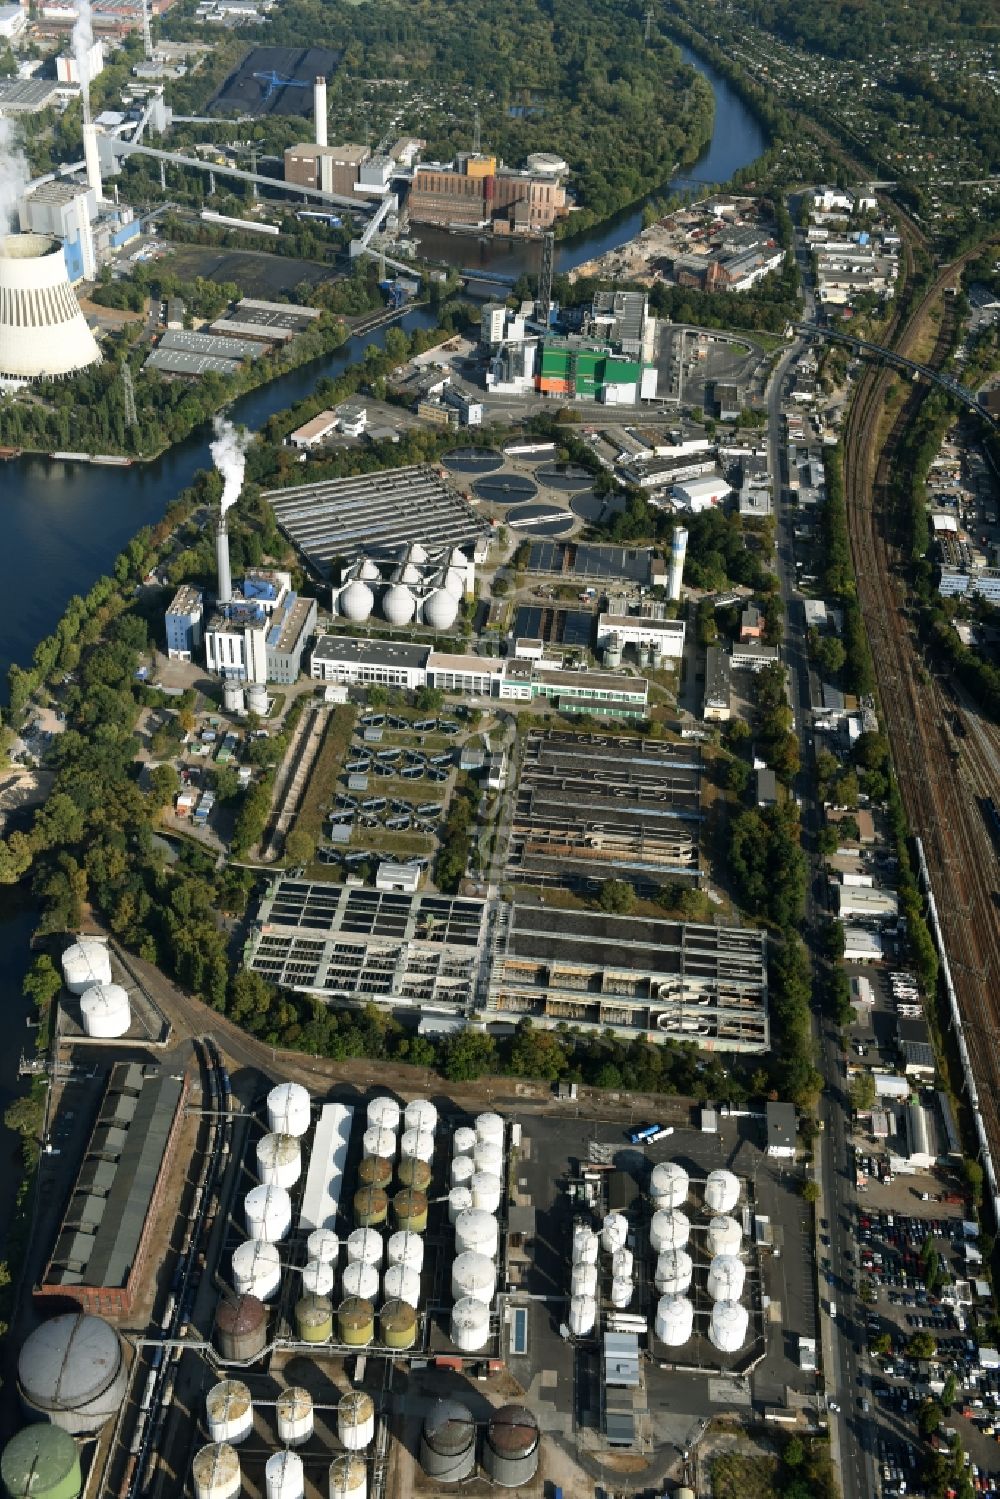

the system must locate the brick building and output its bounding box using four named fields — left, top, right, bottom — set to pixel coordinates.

left=407, top=154, right=567, bottom=235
